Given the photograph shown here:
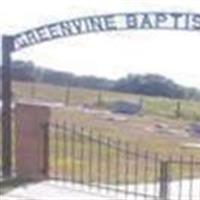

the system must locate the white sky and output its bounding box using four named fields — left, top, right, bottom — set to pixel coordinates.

left=0, top=0, right=200, bottom=89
